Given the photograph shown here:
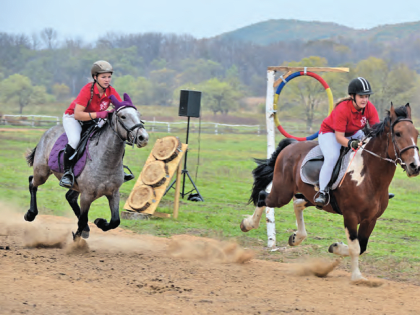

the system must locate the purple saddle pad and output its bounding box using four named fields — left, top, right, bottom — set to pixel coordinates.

left=48, top=133, right=90, bottom=177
